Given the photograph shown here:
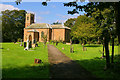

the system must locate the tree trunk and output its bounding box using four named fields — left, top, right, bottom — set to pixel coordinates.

left=114, top=2, right=120, bottom=61
left=111, top=36, right=114, bottom=63
left=102, top=37, right=105, bottom=57
left=103, top=43, right=105, bottom=57
left=104, top=30, right=110, bottom=69
left=98, top=37, right=100, bottom=44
